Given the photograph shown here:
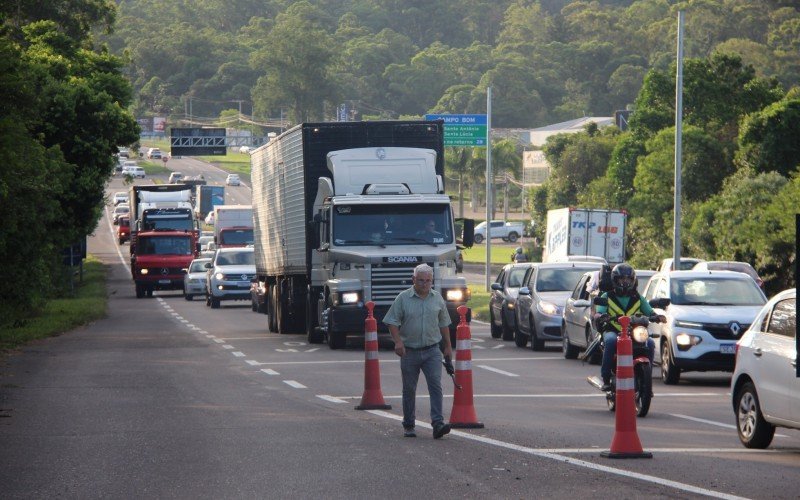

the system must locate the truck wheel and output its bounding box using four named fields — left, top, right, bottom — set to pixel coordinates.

left=327, top=332, right=346, bottom=350
left=508, top=232, right=519, bottom=243
left=210, top=296, right=220, bottom=309
left=118, top=238, right=124, bottom=245
left=267, top=289, right=277, bottom=333
left=306, top=291, right=324, bottom=344
left=135, top=283, right=145, bottom=299
left=146, top=288, right=153, bottom=298
left=474, top=234, right=484, bottom=244
left=185, top=294, right=193, bottom=301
